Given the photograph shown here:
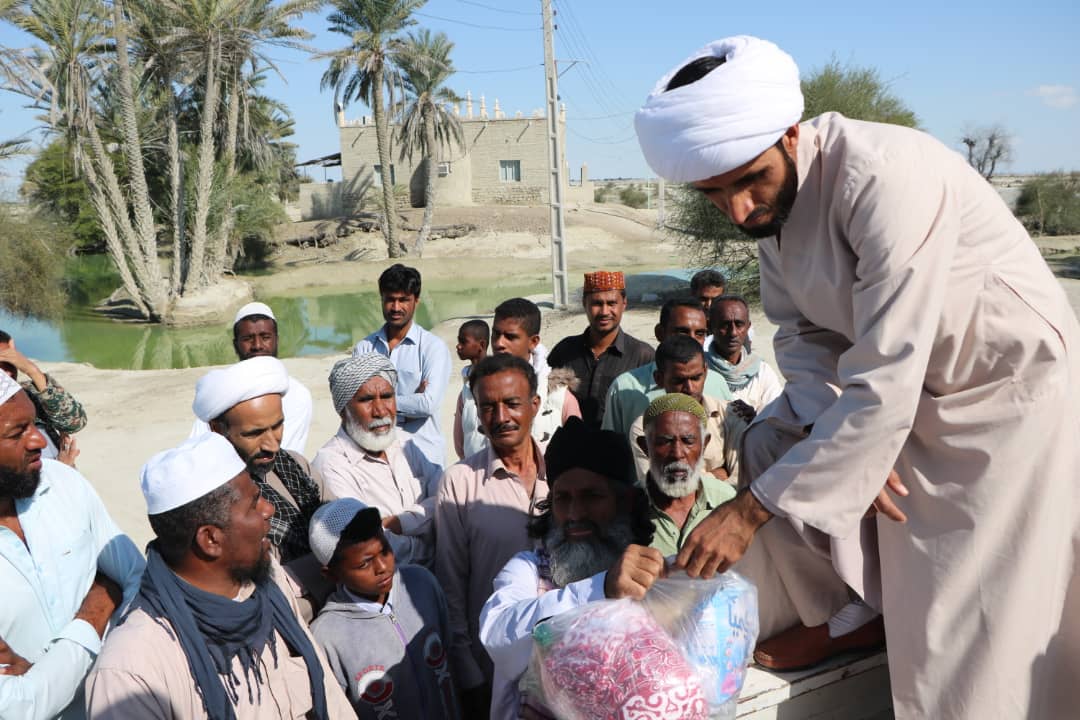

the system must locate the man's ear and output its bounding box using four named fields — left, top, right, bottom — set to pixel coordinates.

left=320, top=564, right=337, bottom=584
left=193, top=524, right=226, bottom=559
left=654, top=323, right=664, bottom=344
left=528, top=335, right=540, bottom=352
left=781, top=123, right=800, bottom=160
left=209, top=418, right=227, bottom=436
left=653, top=368, right=664, bottom=388
left=635, top=434, right=649, bottom=456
